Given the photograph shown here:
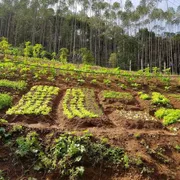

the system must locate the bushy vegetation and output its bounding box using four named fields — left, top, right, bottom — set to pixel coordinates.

left=0, top=127, right=127, bottom=180
left=0, top=79, right=27, bottom=90
left=0, top=93, right=12, bottom=110
left=155, top=108, right=180, bottom=125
